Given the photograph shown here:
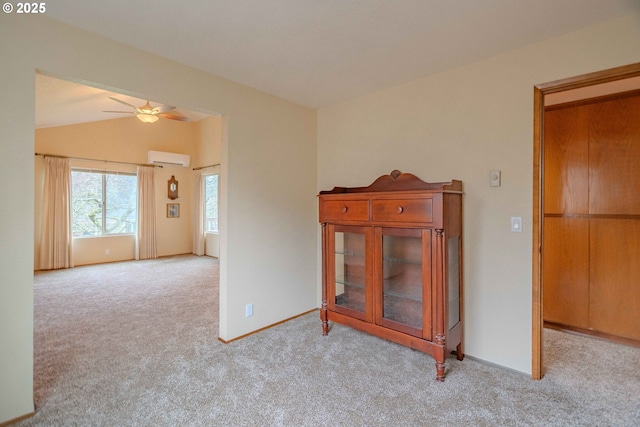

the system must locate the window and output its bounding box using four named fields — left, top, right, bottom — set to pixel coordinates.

left=71, top=170, right=137, bottom=237
left=204, top=174, right=219, bottom=232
